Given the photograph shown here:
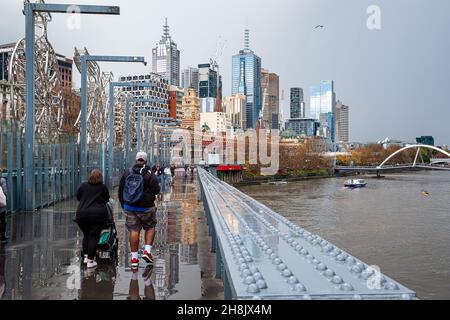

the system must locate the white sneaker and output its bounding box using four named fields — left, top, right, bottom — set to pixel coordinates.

left=87, top=259, right=97, bottom=269
left=83, top=255, right=88, bottom=264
